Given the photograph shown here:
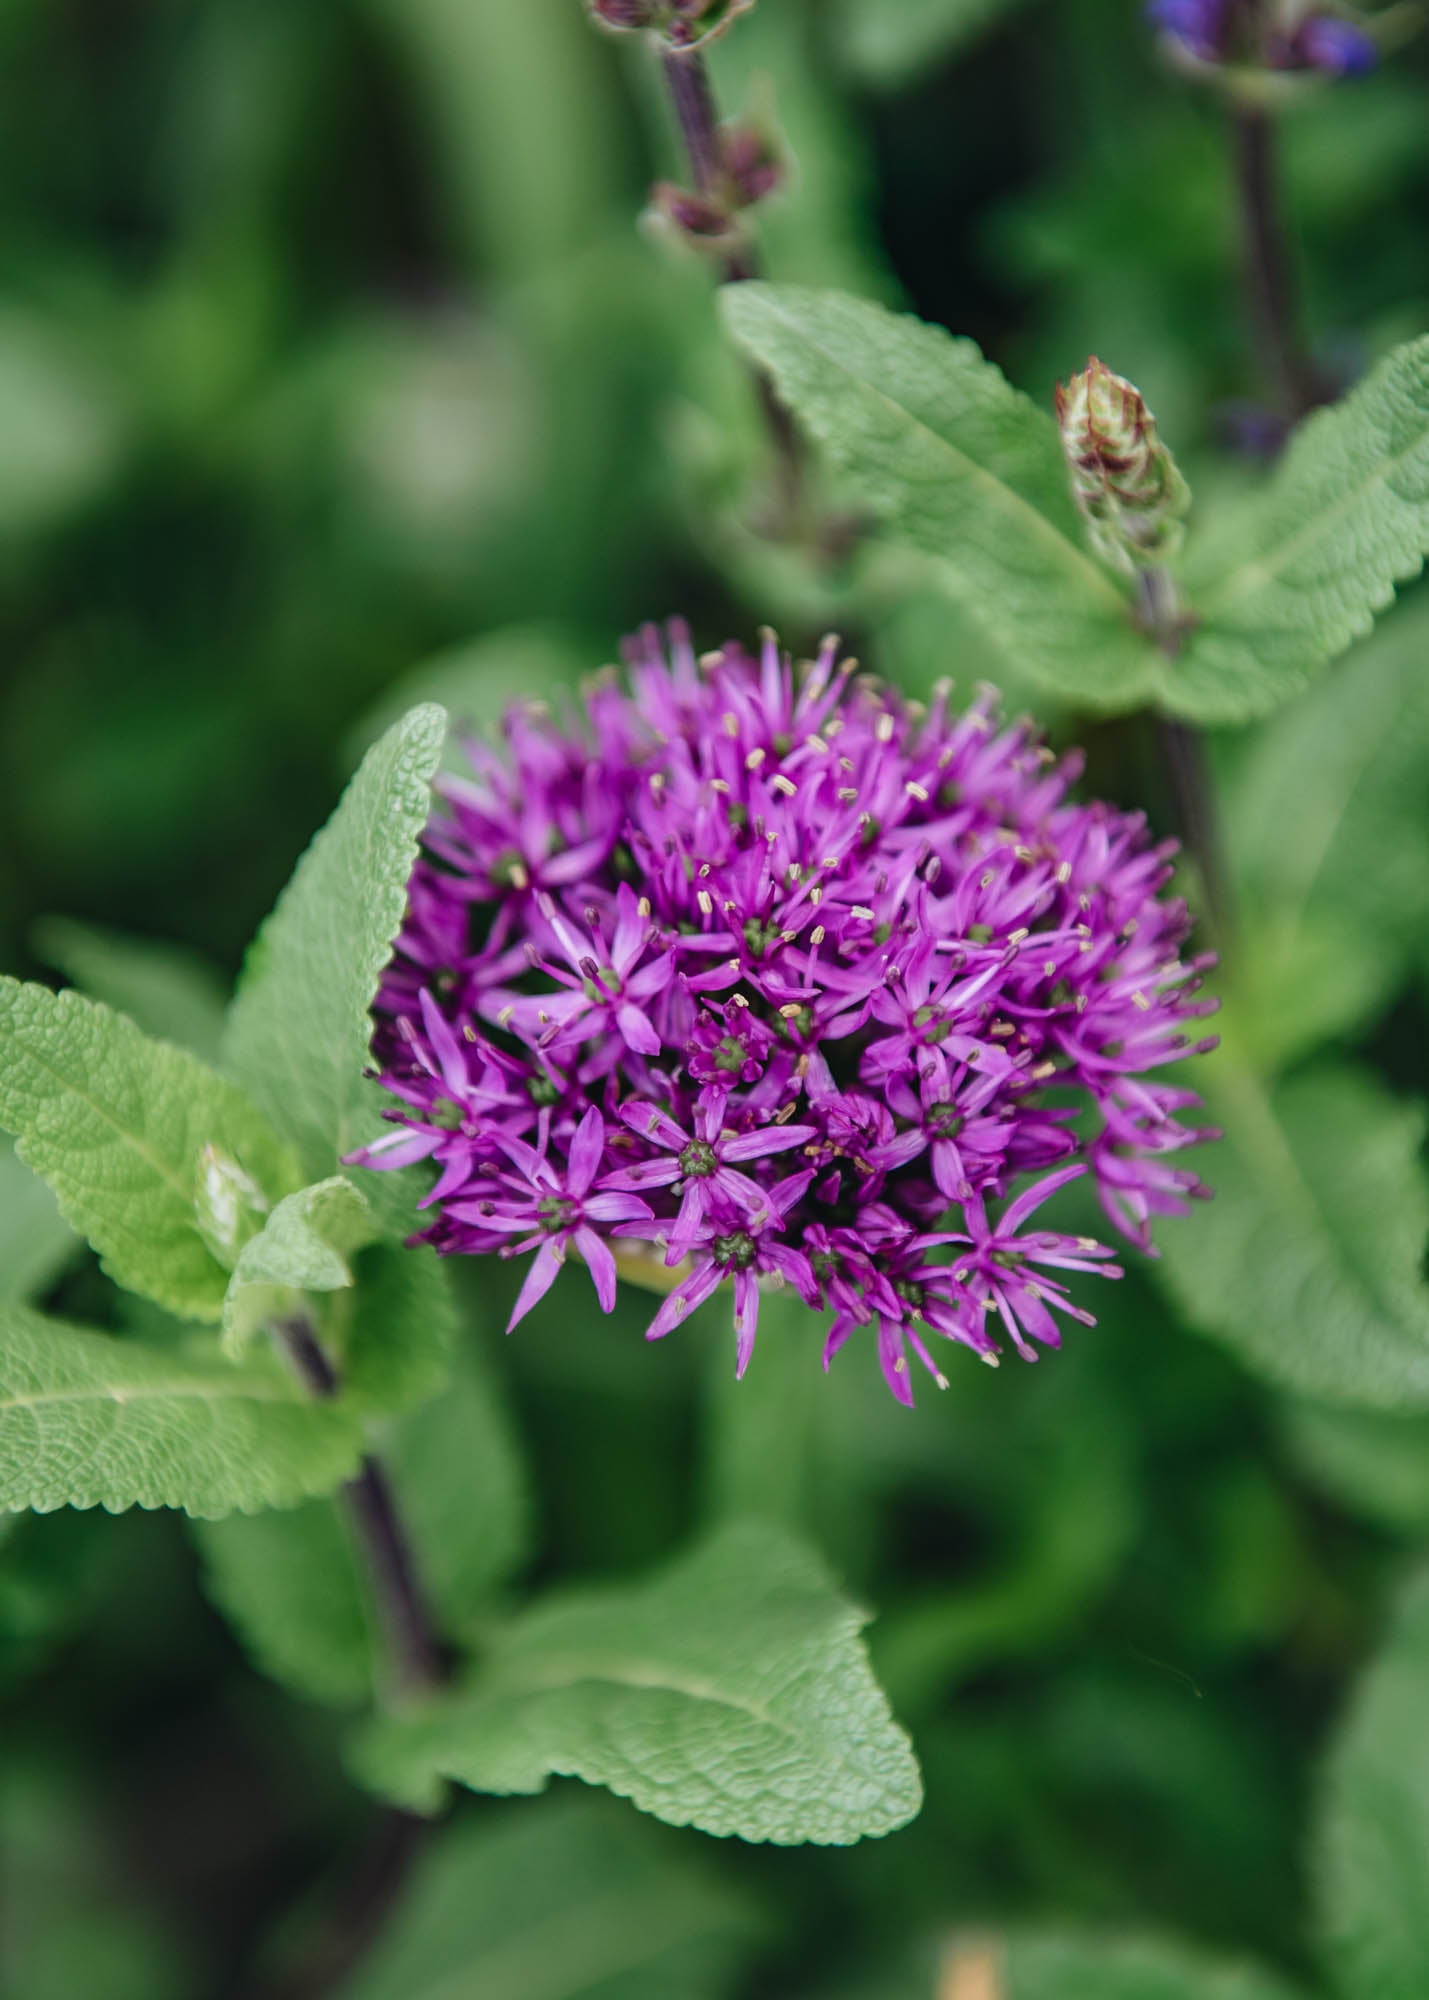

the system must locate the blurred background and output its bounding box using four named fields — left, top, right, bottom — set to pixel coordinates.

left=2, top=1, right=1428, bottom=1996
